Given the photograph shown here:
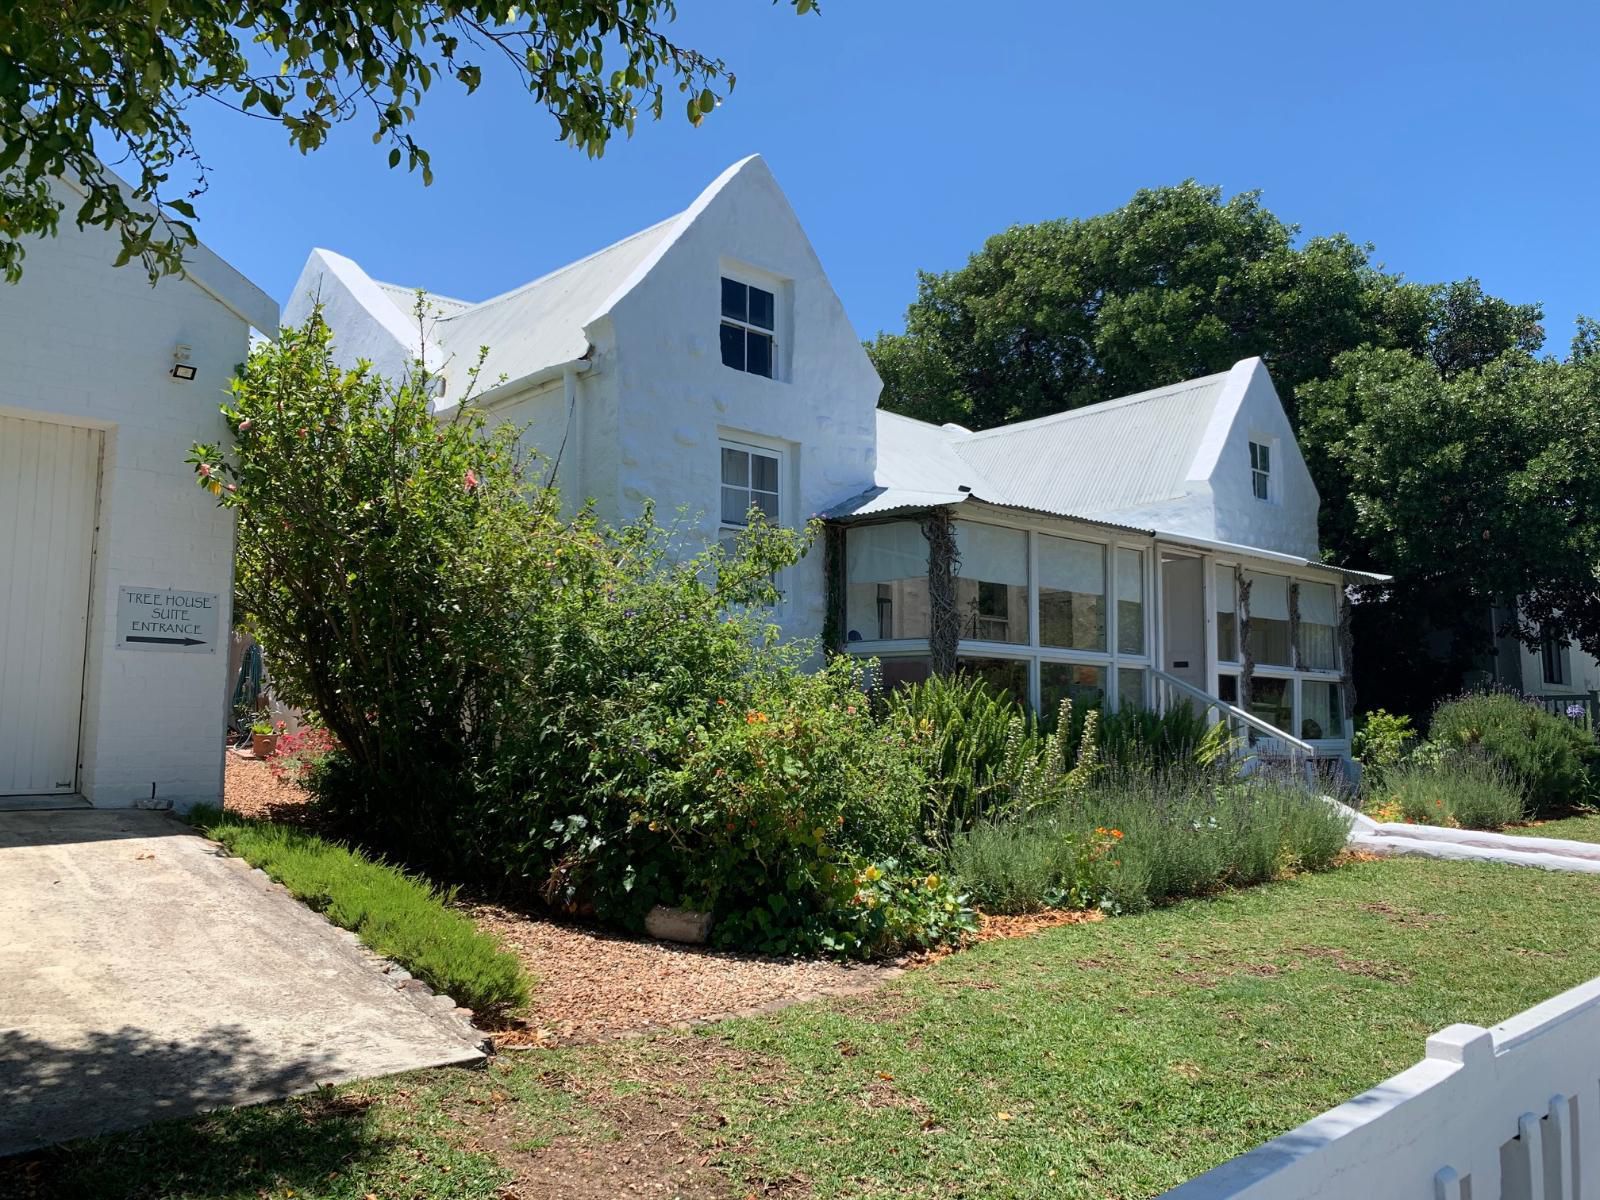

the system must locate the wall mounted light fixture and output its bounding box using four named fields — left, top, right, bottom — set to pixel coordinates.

left=171, top=344, right=196, bottom=381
